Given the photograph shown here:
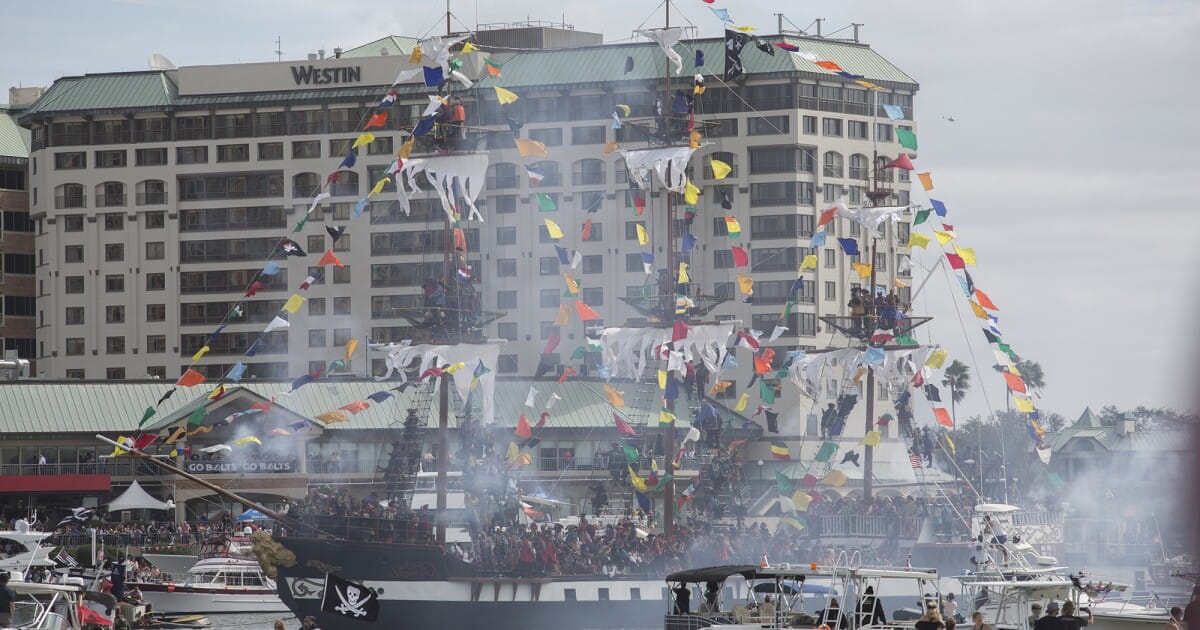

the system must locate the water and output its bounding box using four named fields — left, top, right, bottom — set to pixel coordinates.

left=208, top=612, right=298, bottom=629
